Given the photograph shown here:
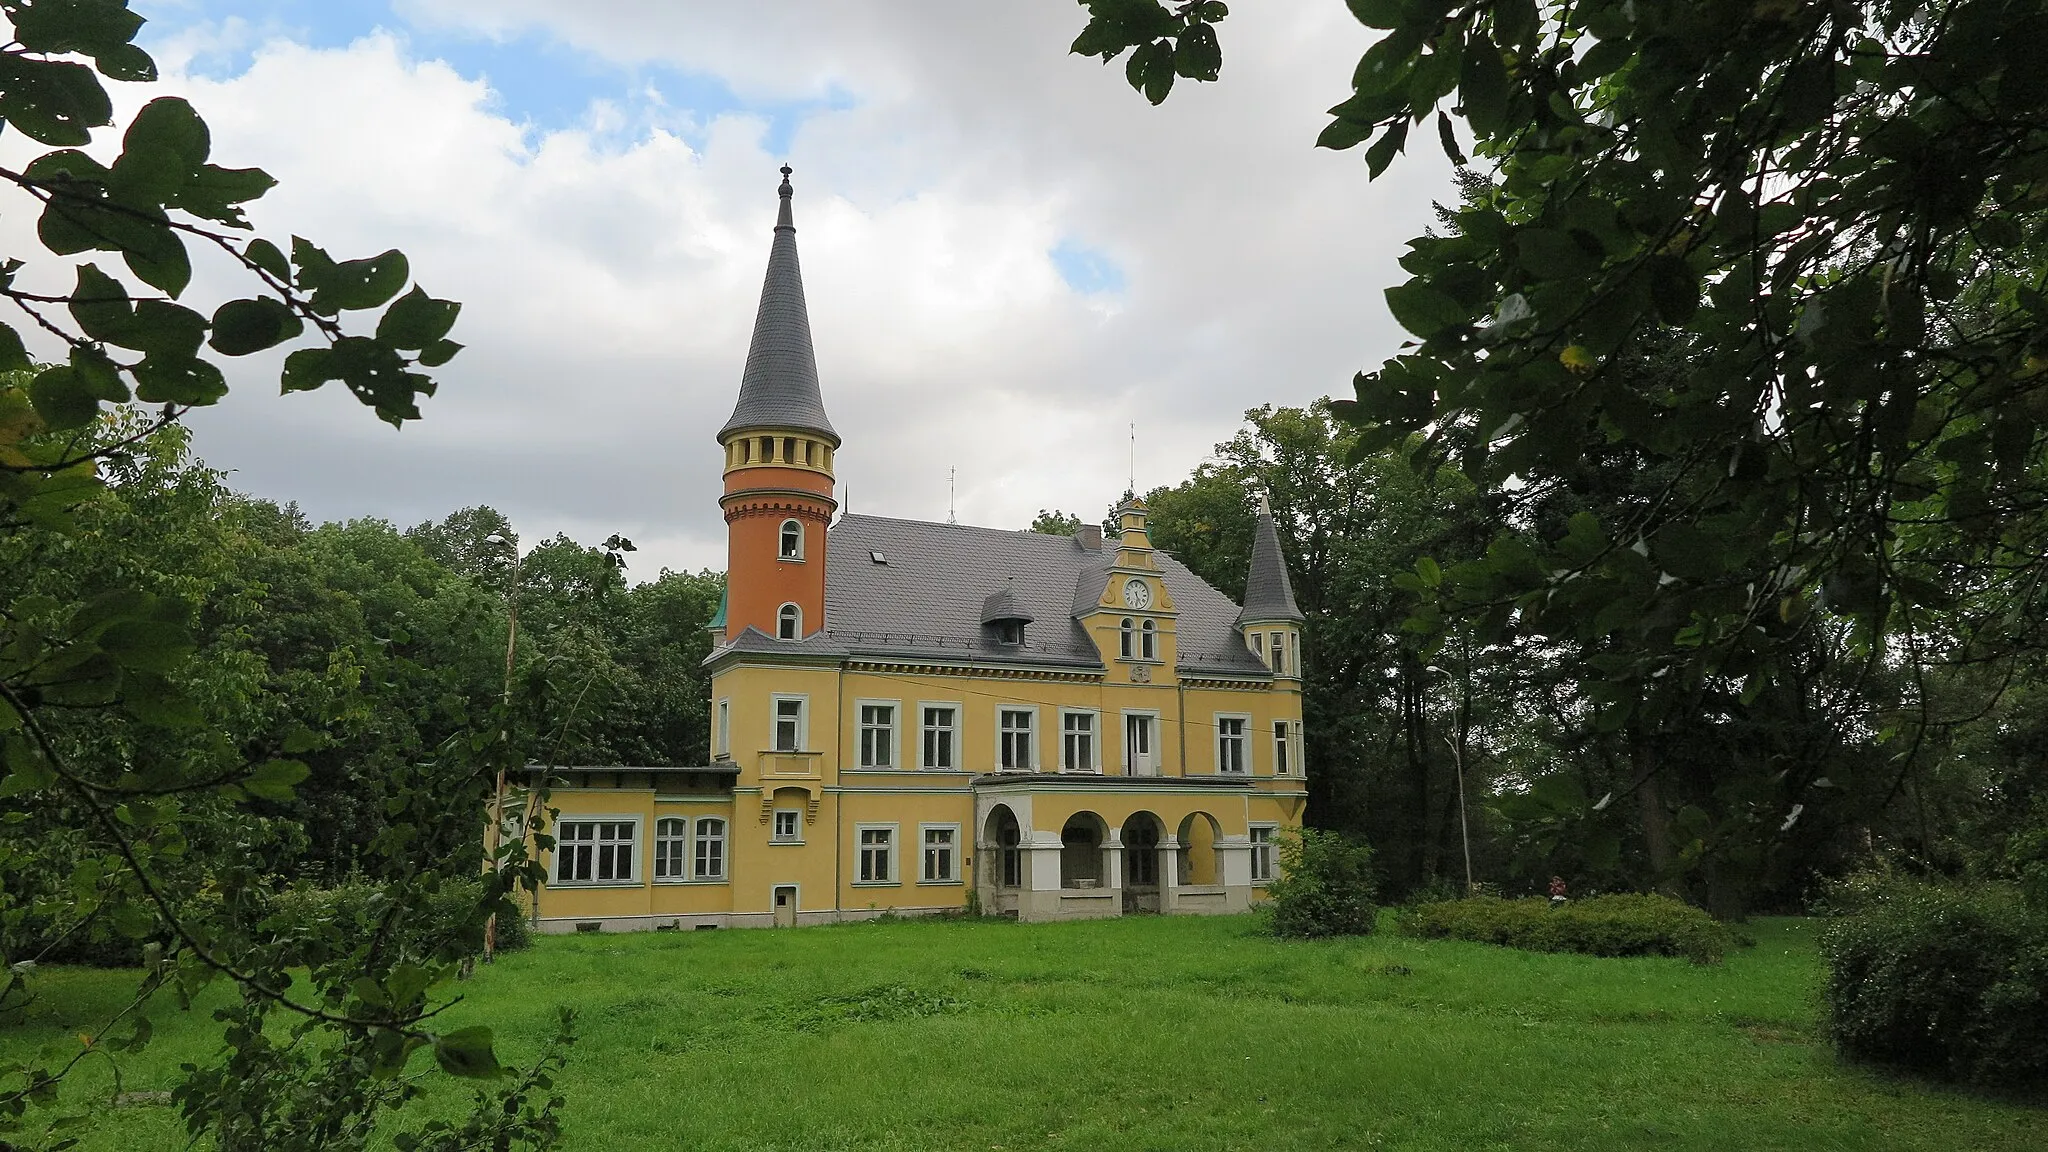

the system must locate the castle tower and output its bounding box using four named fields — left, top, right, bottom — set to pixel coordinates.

left=718, top=167, right=839, bottom=643
left=1237, top=491, right=1305, bottom=679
